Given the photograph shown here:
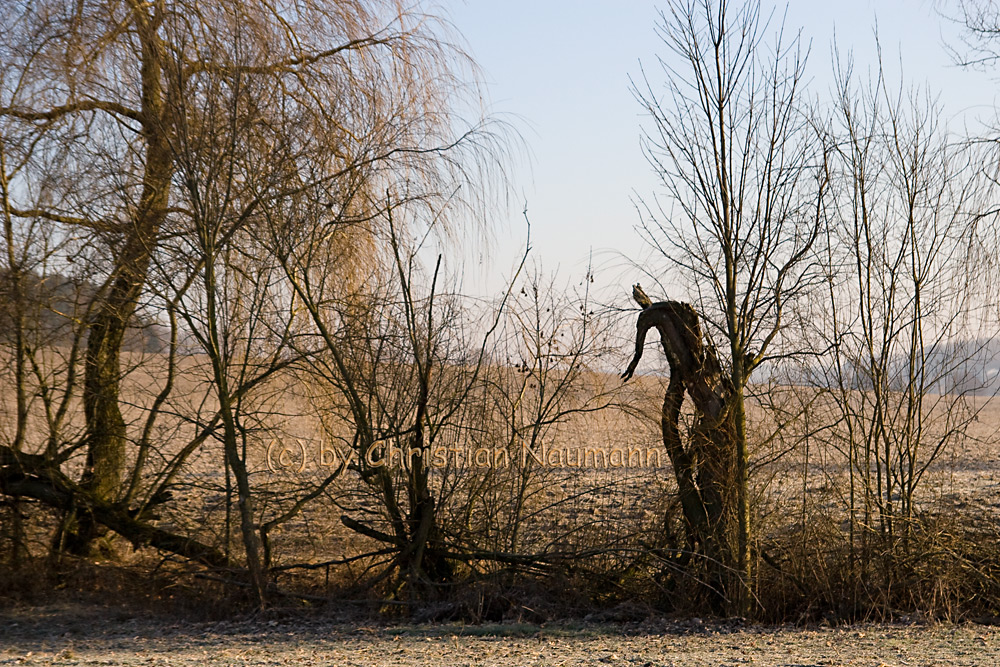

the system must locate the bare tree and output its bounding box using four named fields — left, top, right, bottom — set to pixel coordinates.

left=800, top=51, right=1000, bottom=607
left=482, top=265, right=618, bottom=557
left=629, top=0, right=829, bottom=614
